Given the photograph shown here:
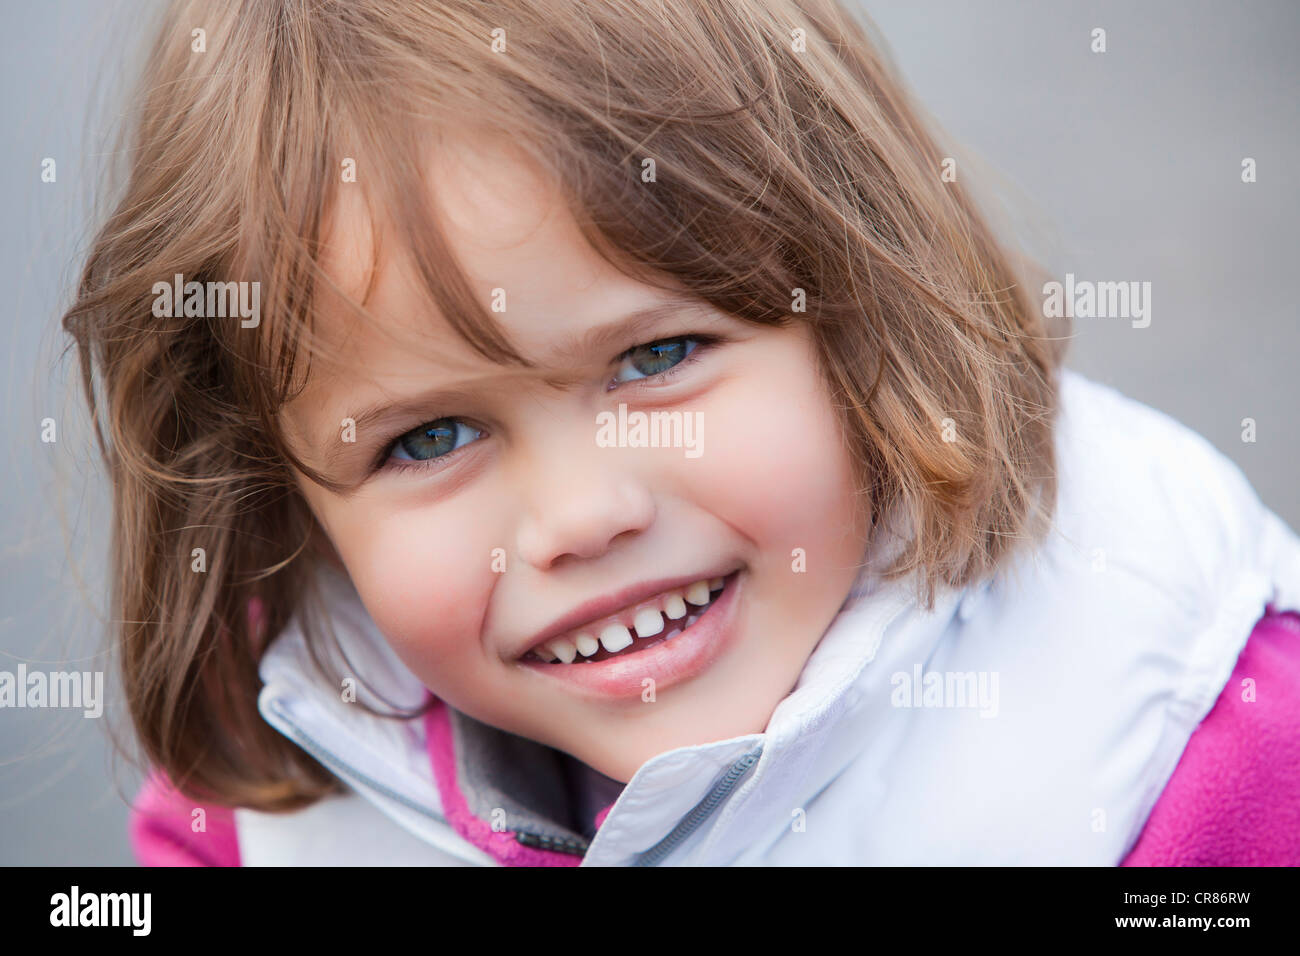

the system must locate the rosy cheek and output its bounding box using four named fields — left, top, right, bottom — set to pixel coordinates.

left=693, top=370, right=854, bottom=548
left=337, top=505, right=489, bottom=673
